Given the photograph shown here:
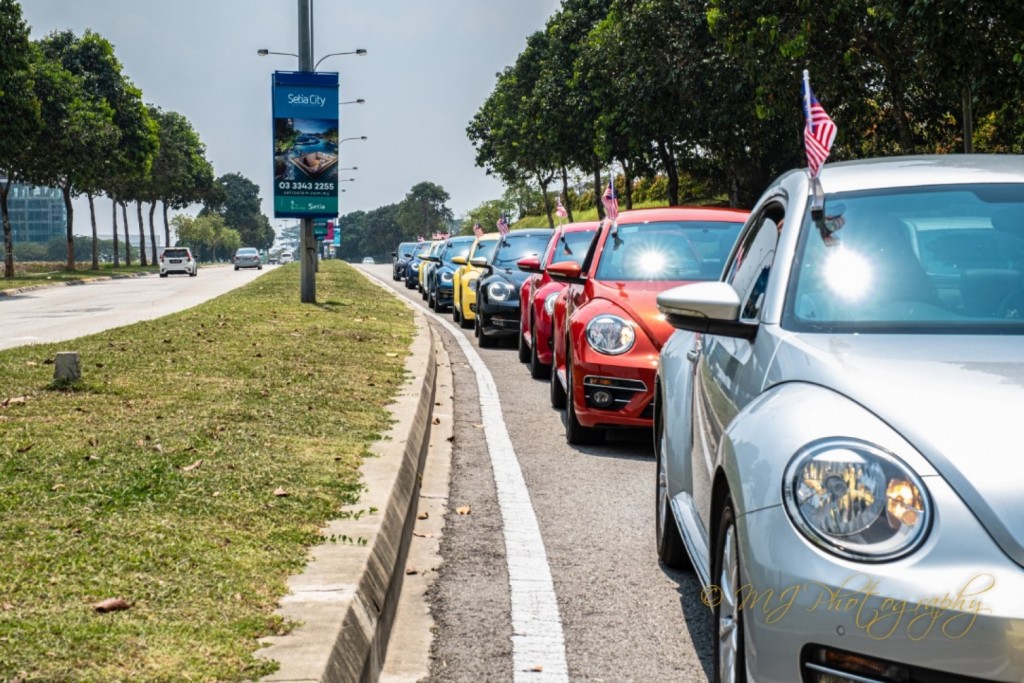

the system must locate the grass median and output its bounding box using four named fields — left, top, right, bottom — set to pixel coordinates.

left=0, top=261, right=414, bottom=682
